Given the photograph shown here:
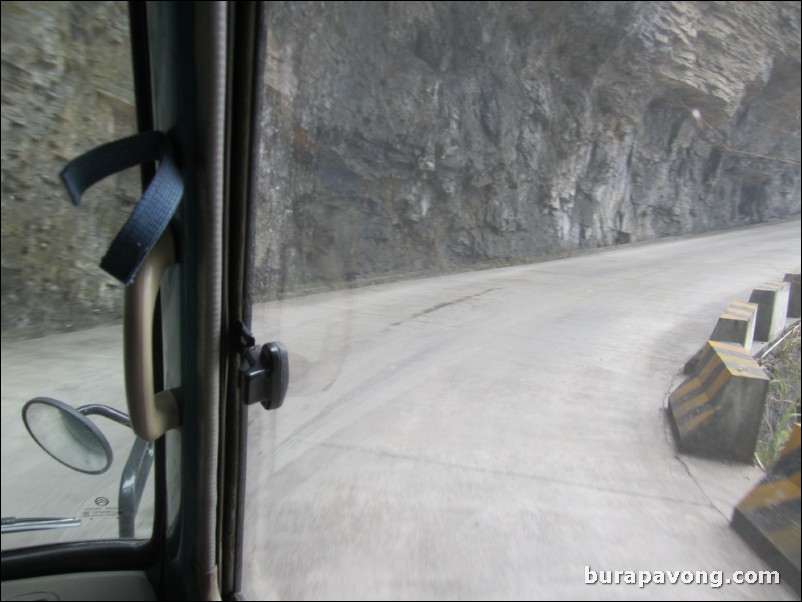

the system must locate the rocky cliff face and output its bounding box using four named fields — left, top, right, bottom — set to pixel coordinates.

left=254, top=1, right=801, bottom=297
left=1, top=2, right=135, bottom=336
left=2, top=2, right=800, bottom=335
